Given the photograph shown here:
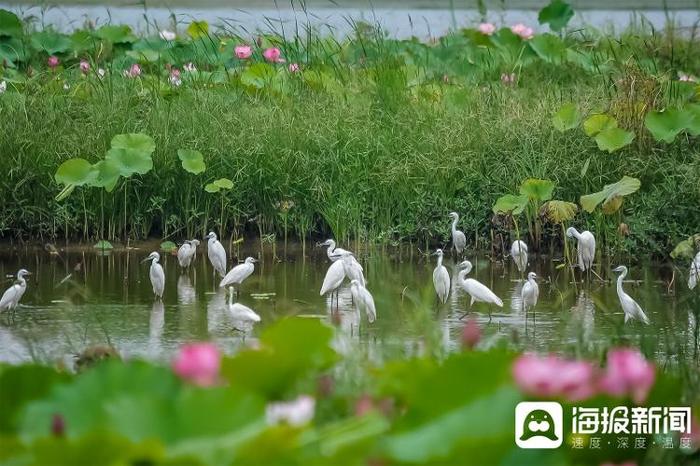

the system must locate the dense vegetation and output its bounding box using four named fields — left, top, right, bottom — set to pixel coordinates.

left=0, top=4, right=699, bottom=258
